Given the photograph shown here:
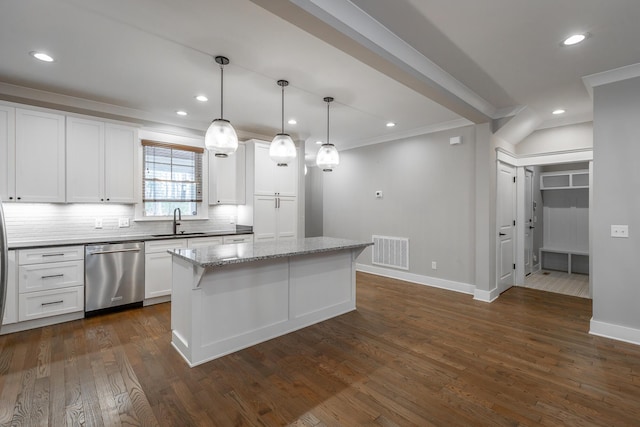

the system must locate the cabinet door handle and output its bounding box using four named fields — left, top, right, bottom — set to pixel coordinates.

left=41, top=274, right=64, bottom=279
left=41, top=300, right=64, bottom=307
left=42, top=253, right=65, bottom=257
left=499, top=232, right=506, bottom=236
